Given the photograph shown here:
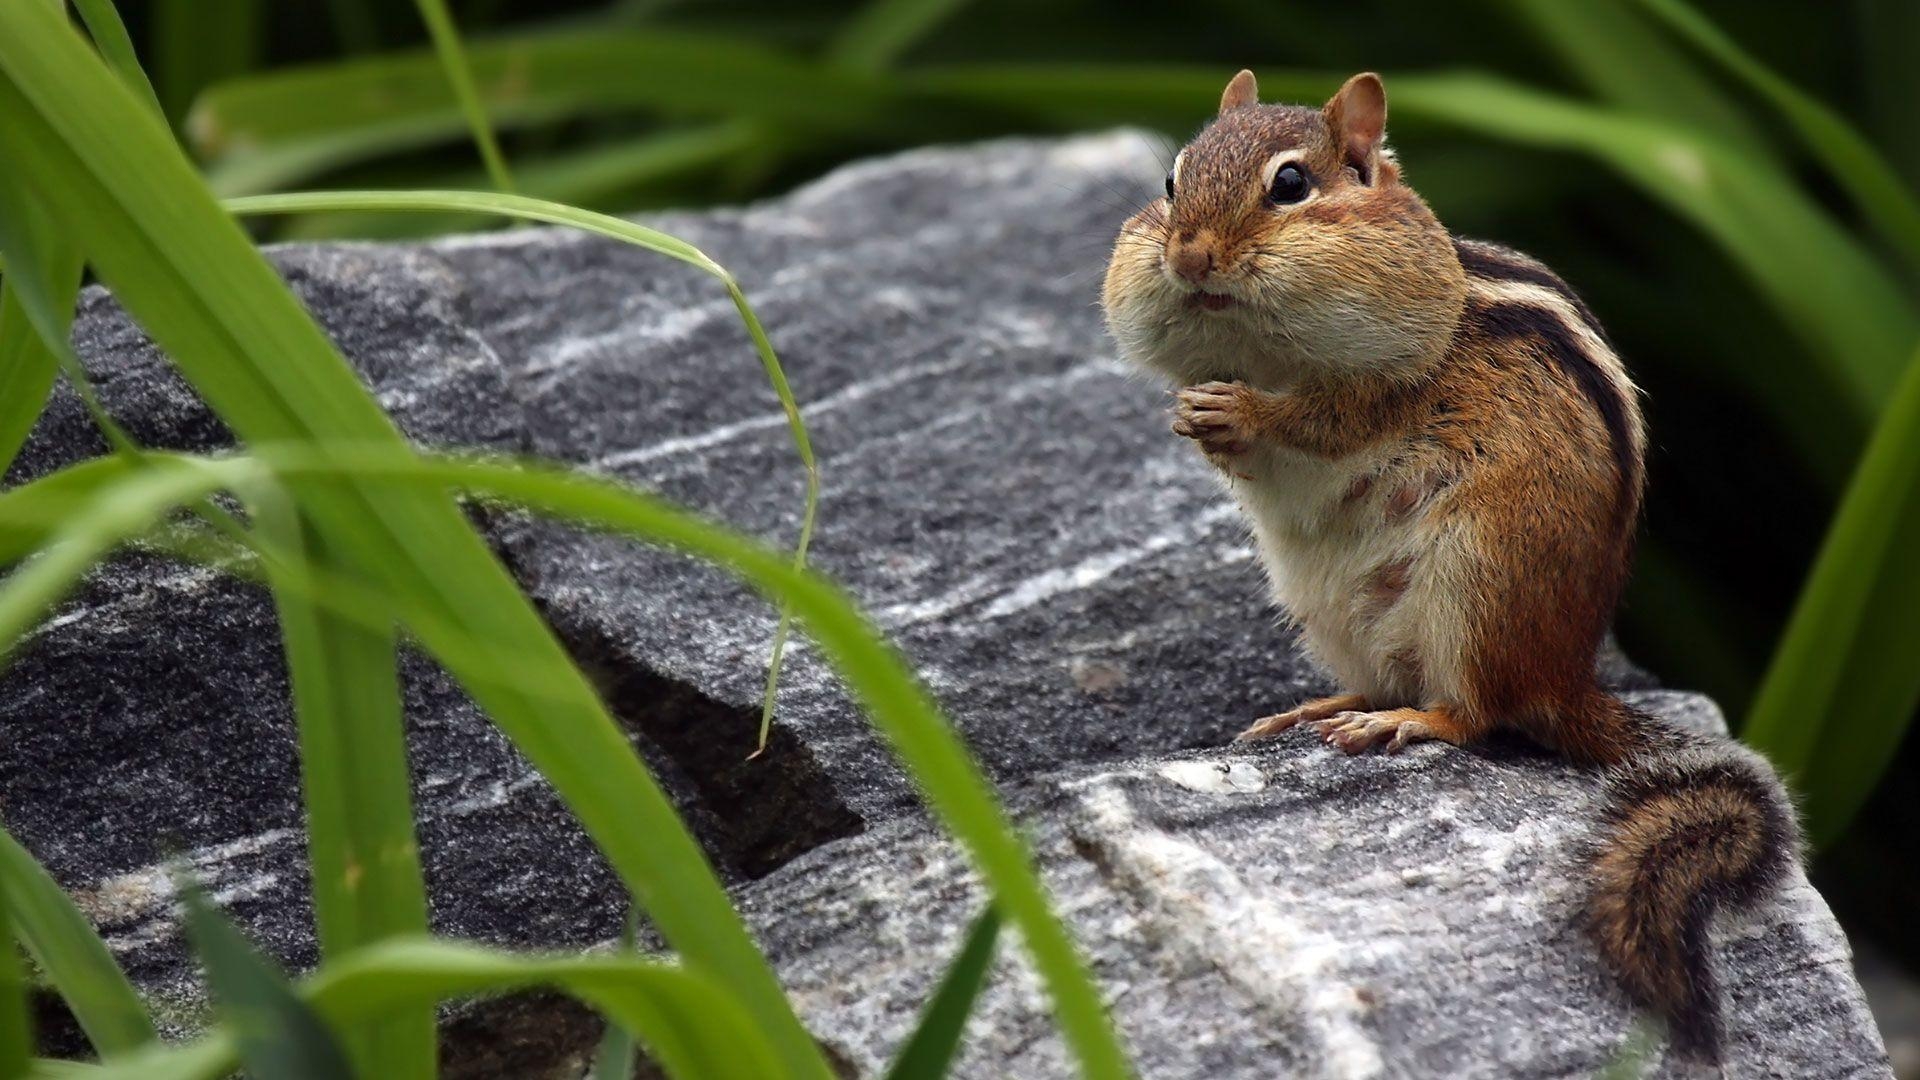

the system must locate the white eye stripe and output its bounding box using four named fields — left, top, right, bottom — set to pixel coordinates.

left=1260, top=151, right=1307, bottom=189
left=1172, top=149, right=1187, bottom=188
